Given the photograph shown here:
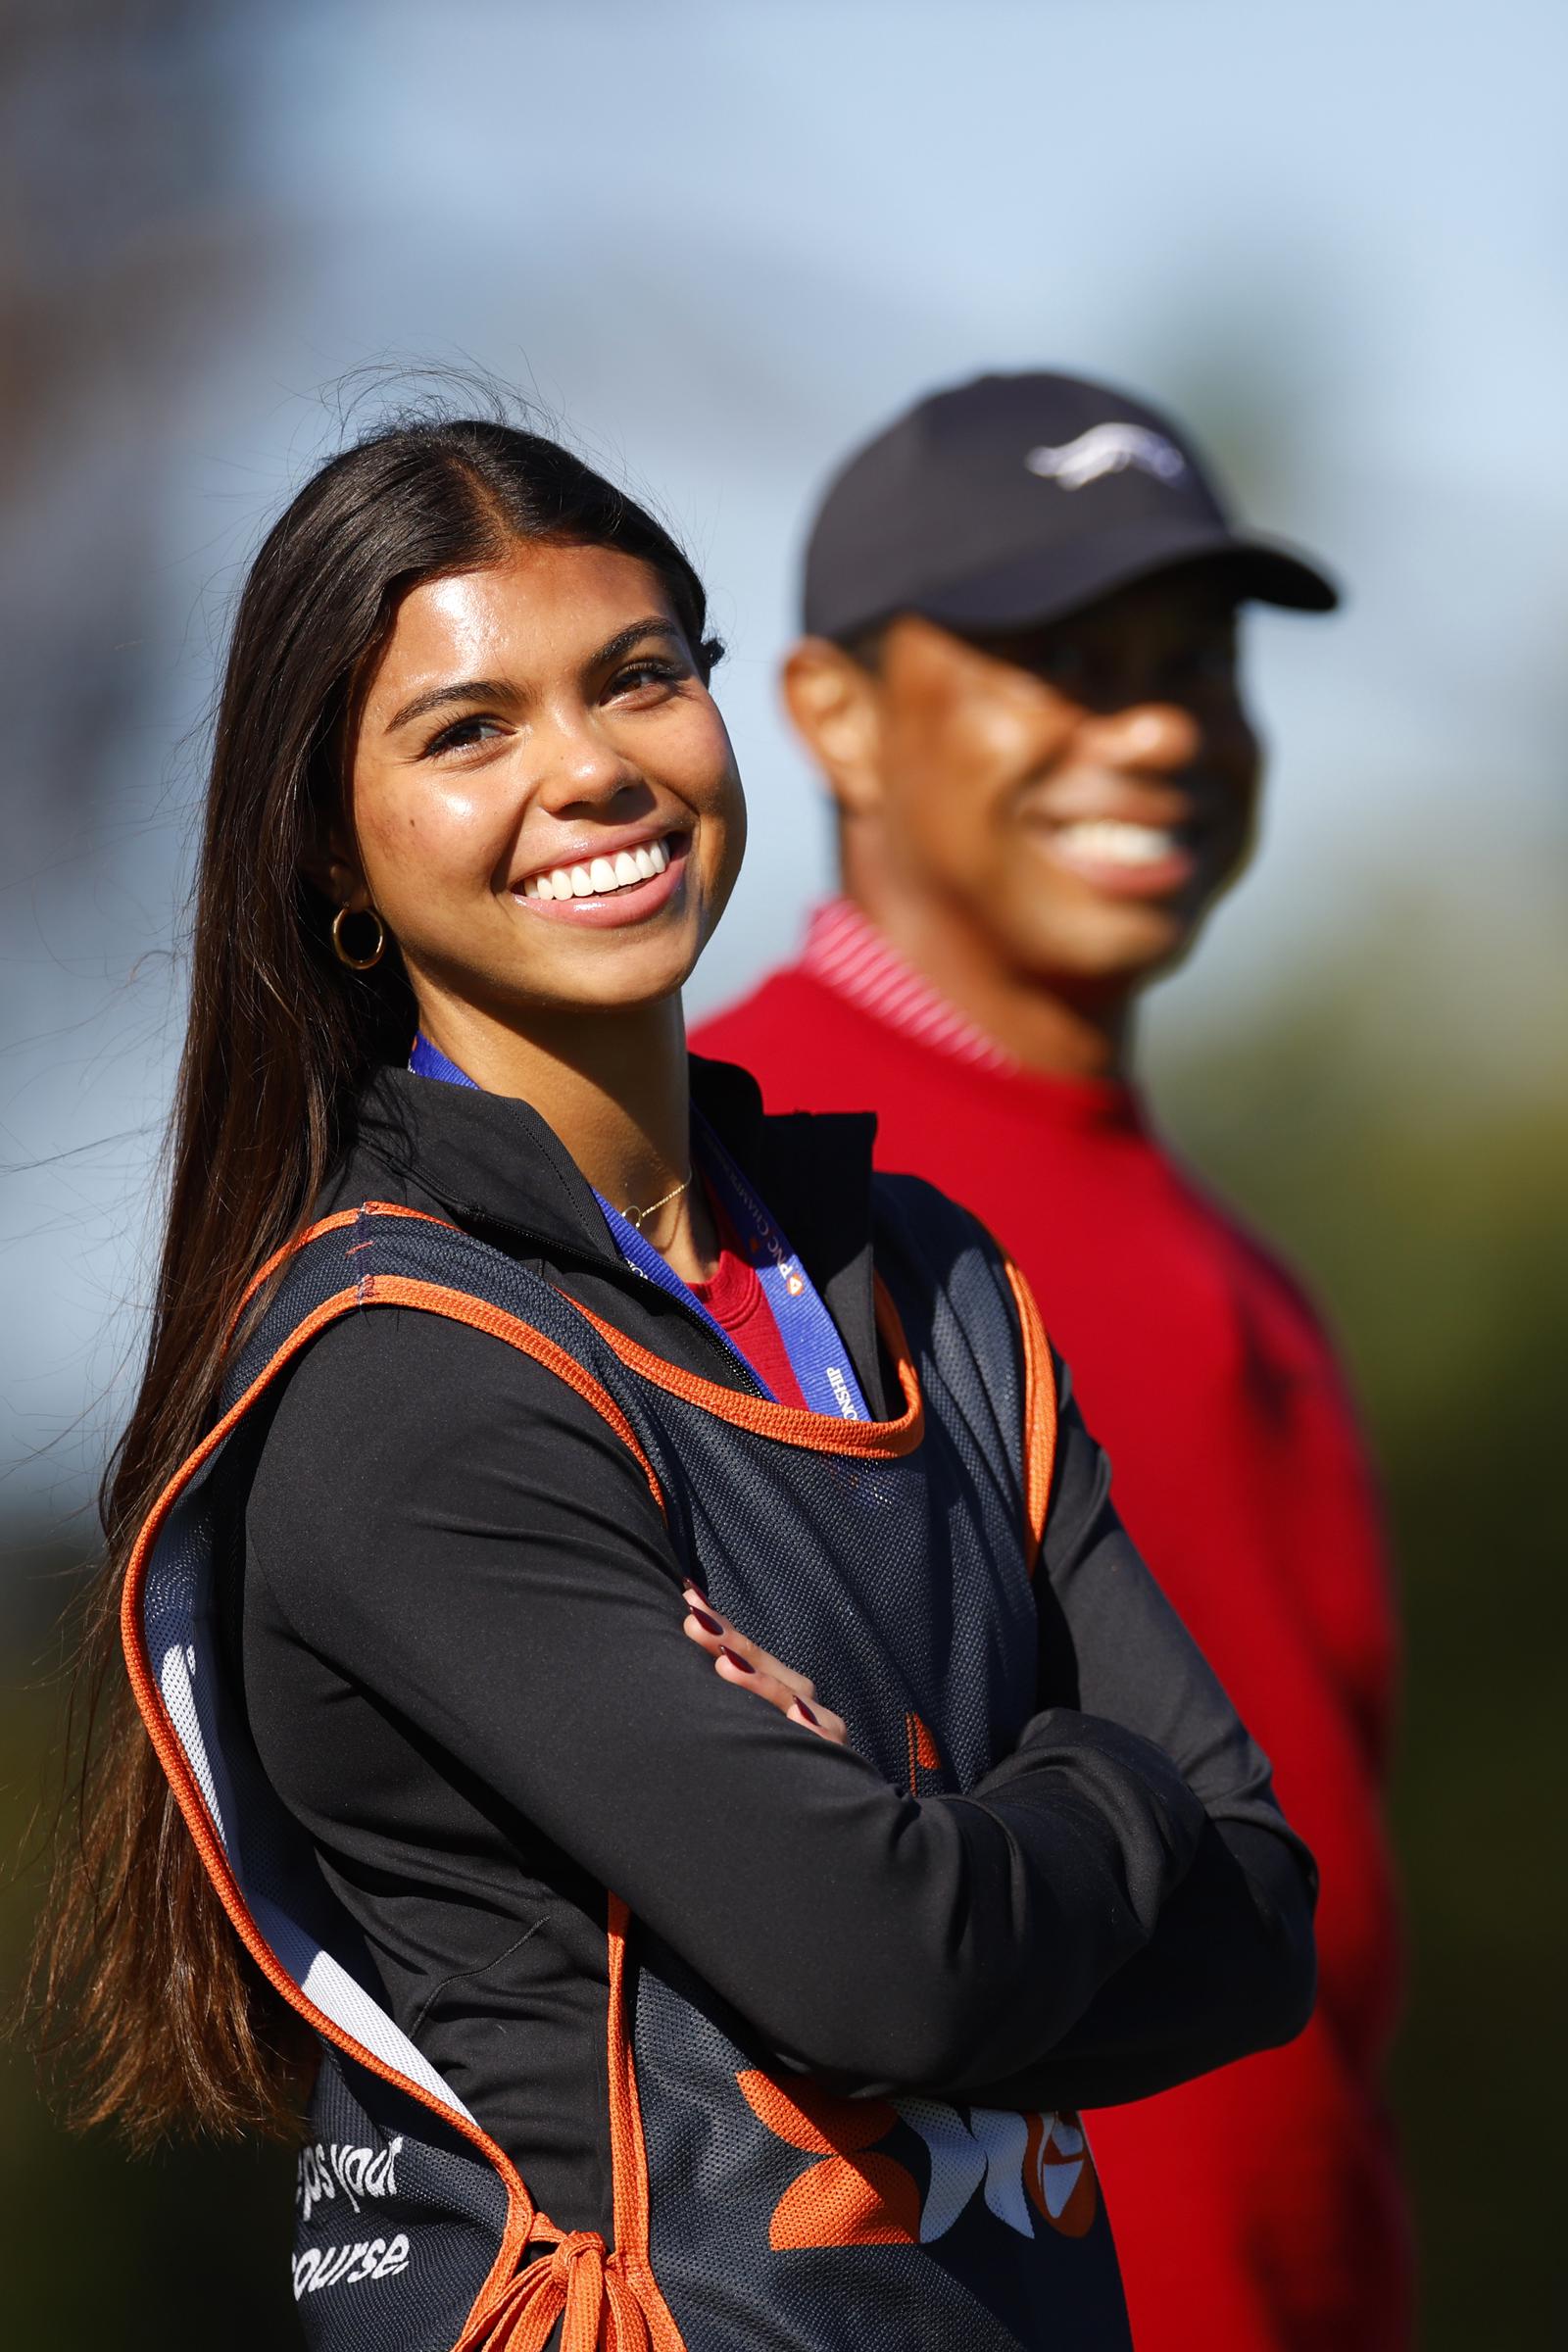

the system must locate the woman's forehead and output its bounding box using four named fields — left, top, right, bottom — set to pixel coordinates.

left=367, top=543, right=673, bottom=705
